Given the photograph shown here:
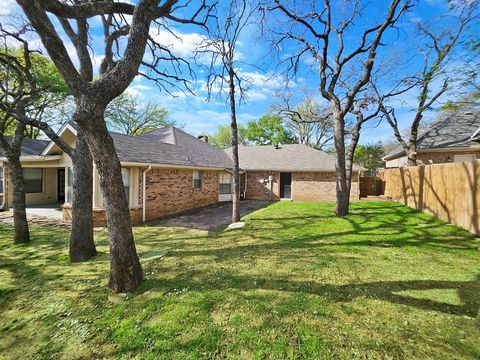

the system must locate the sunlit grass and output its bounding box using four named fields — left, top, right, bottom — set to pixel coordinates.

left=0, top=201, right=479, bottom=359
